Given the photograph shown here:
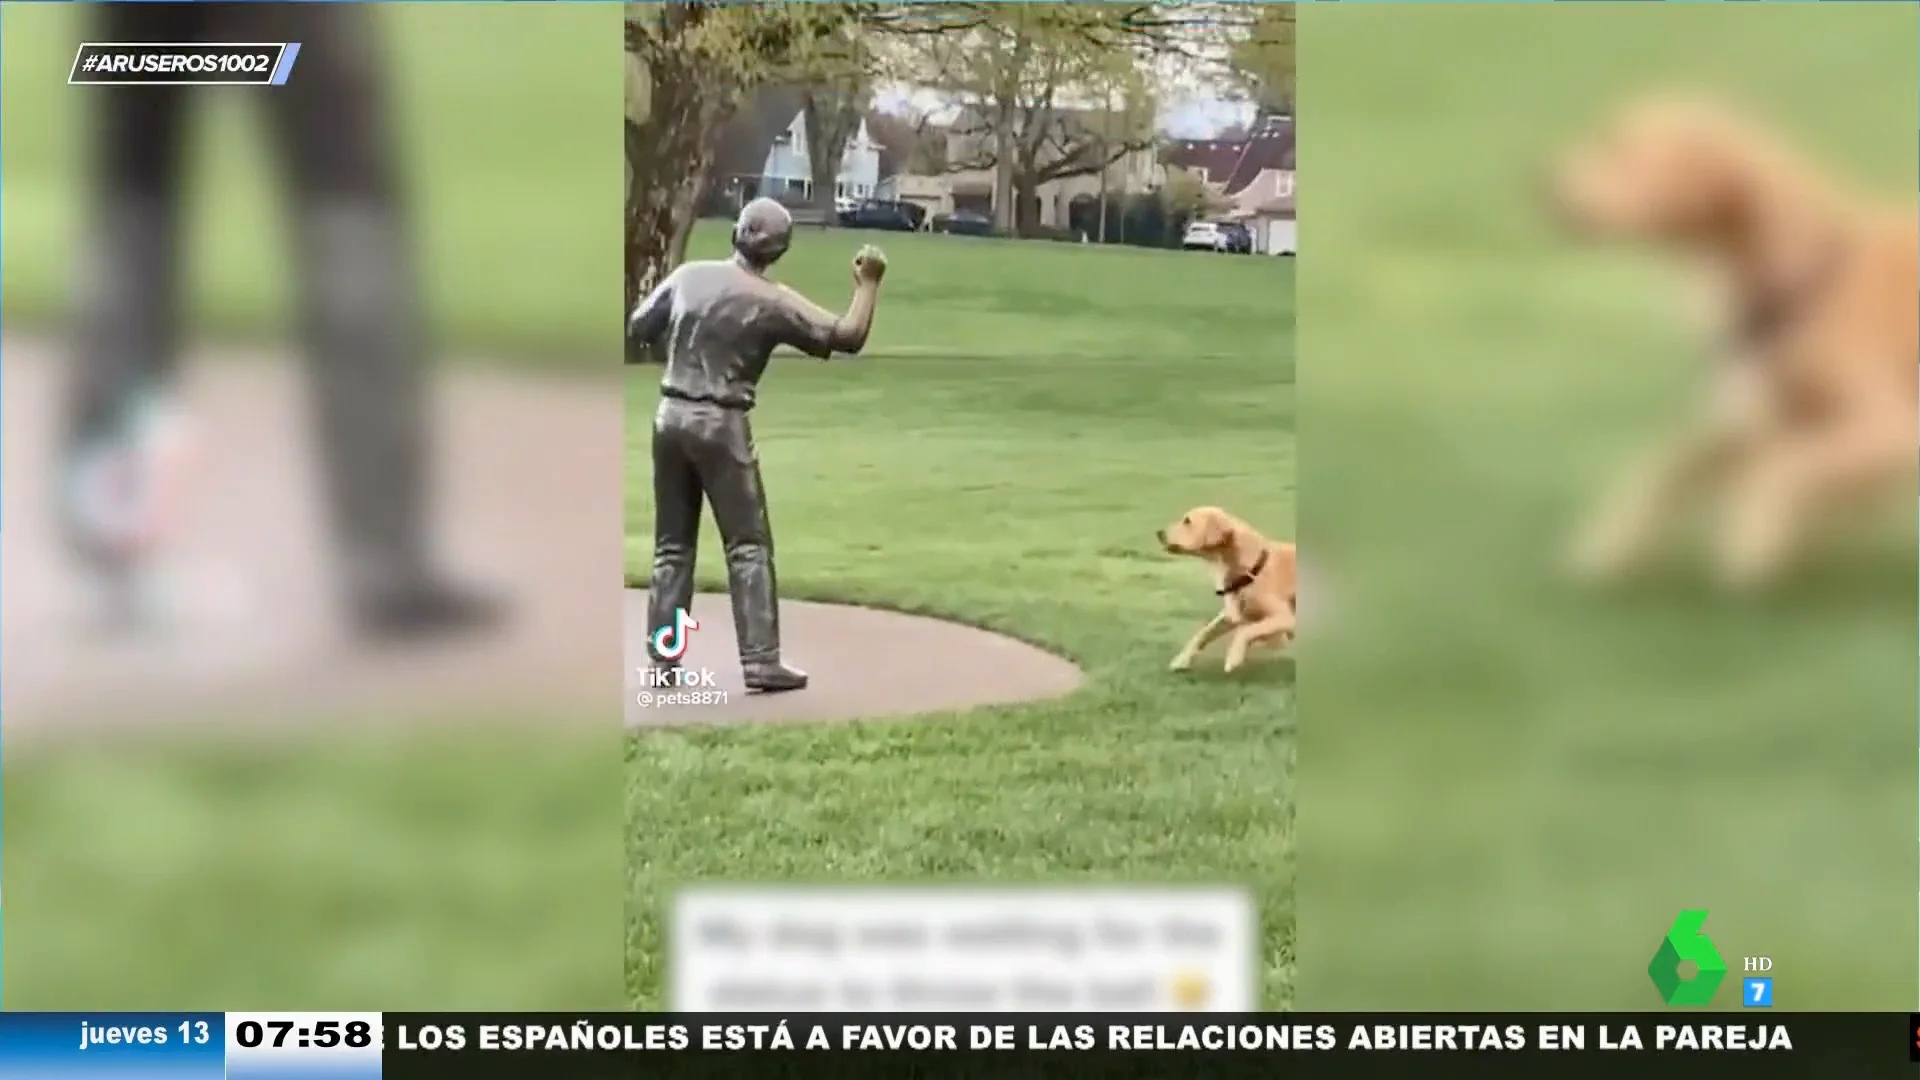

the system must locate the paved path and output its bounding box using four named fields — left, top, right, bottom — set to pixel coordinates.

left=625, top=591, right=1083, bottom=728
left=2, top=337, right=622, bottom=747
